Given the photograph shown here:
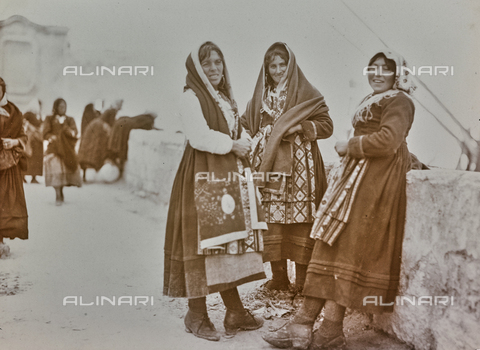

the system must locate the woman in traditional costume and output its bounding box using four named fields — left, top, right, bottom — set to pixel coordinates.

left=163, top=42, right=265, bottom=341
left=23, top=111, right=44, bottom=183
left=0, top=77, right=28, bottom=257
left=80, top=103, right=99, bottom=137
left=43, top=98, right=82, bottom=205
left=107, top=112, right=155, bottom=174
left=241, top=42, right=333, bottom=292
left=78, top=107, right=116, bottom=181
left=263, top=51, right=417, bottom=350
